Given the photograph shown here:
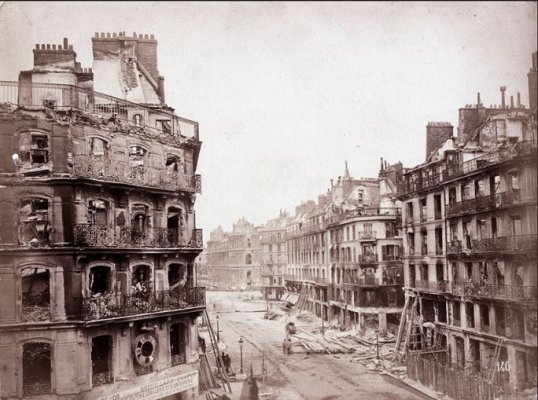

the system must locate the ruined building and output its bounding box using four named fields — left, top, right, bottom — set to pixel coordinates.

left=259, top=210, right=293, bottom=301
left=397, top=53, right=537, bottom=398
left=205, top=218, right=262, bottom=290
left=284, top=162, right=405, bottom=333
left=0, top=33, right=204, bottom=399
